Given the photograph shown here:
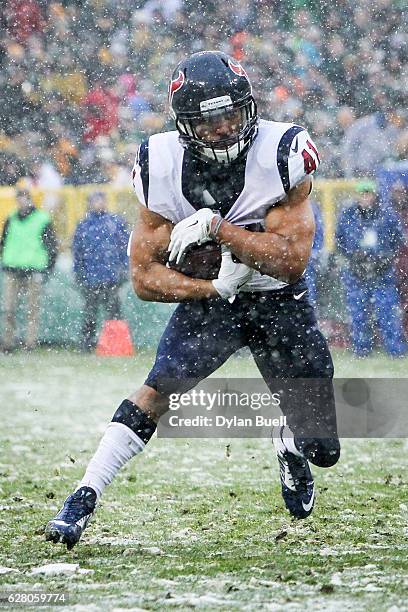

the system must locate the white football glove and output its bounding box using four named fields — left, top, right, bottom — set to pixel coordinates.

left=212, top=246, right=253, bottom=302
left=168, top=208, right=216, bottom=265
